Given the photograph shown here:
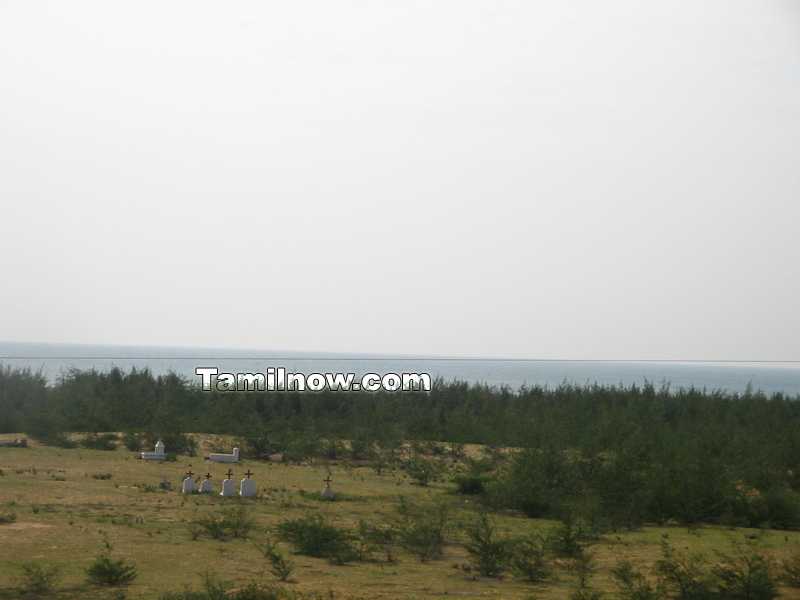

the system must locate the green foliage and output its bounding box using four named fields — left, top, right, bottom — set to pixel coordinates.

left=5, top=365, right=800, bottom=531
left=159, top=573, right=310, bottom=600
left=464, top=511, right=512, bottom=577
left=0, top=510, right=17, bottom=524
left=356, top=519, right=396, bottom=562
left=86, top=554, right=138, bottom=586
left=193, top=506, right=255, bottom=541
left=80, top=432, right=118, bottom=451
left=546, top=519, right=586, bottom=559
left=454, top=474, right=487, bottom=495
left=19, top=562, right=61, bottom=595
left=277, top=514, right=358, bottom=564
left=782, top=550, right=800, bottom=587
left=713, top=546, right=778, bottom=600
left=654, top=537, right=716, bottom=600
left=510, top=534, right=551, bottom=583
left=403, top=457, right=441, bottom=486
left=258, top=537, right=295, bottom=582
left=611, top=560, right=665, bottom=600
left=394, top=497, right=450, bottom=562
left=122, top=431, right=143, bottom=451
